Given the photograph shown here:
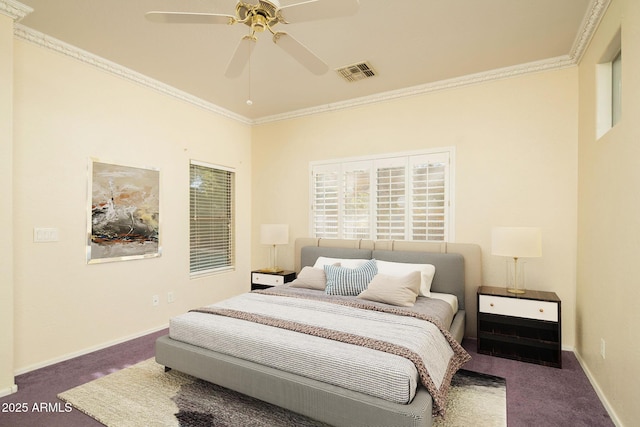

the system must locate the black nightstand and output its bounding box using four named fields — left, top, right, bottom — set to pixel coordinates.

left=477, top=285, right=562, bottom=368
left=251, top=270, right=296, bottom=290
